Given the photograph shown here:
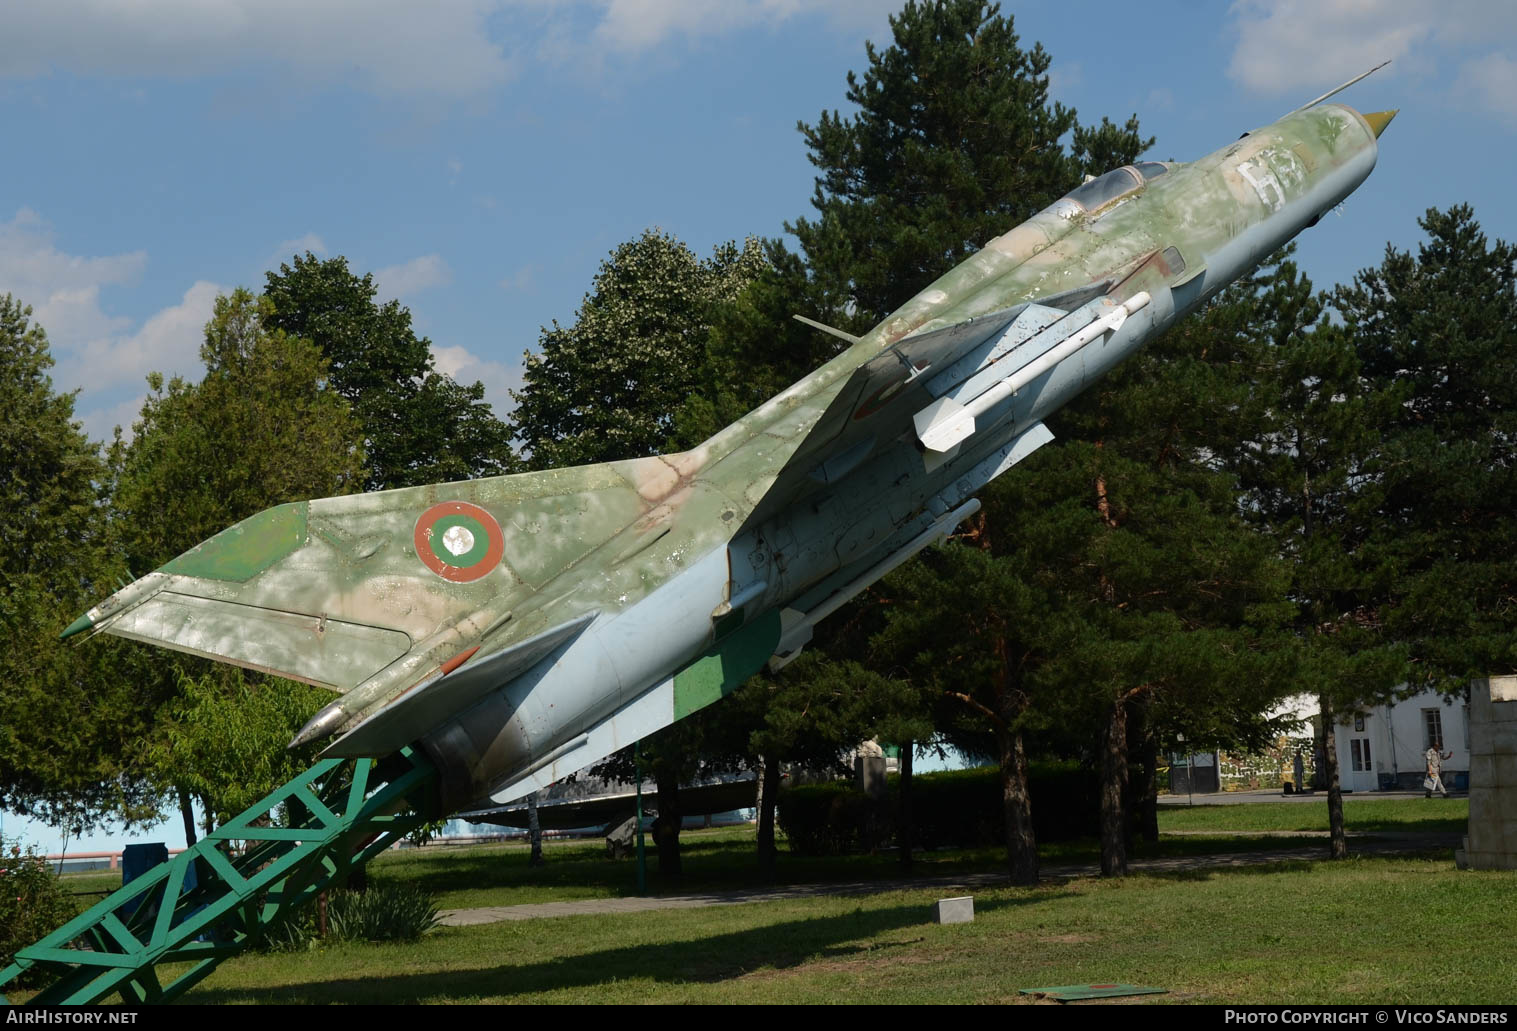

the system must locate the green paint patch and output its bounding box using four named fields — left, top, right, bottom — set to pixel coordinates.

left=673, top=609, right=781, bottom=720
left=161, top=503, right=307, bottom=582
left=1018, top=983, right=1167, bottom=1002
left=428, top=514, right=491, bottom=567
